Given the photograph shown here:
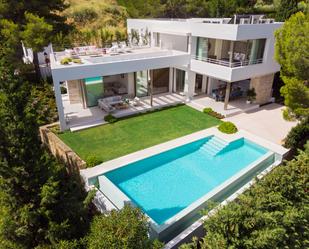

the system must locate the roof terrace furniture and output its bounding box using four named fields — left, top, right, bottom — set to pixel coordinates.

left=98, top=95, right=123, bottom=113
